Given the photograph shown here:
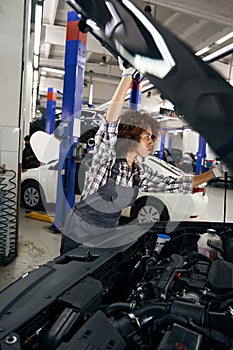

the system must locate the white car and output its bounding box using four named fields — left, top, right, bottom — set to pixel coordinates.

left=122, top=155, right=208, bottom=223
left=21, top=155, right=208, bottom=224
left=21, top=160, right=59, bottom=211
